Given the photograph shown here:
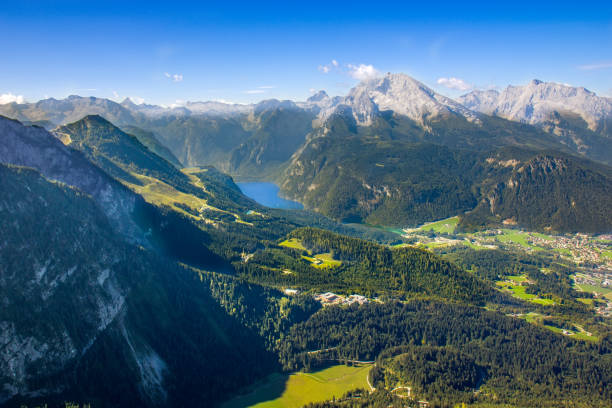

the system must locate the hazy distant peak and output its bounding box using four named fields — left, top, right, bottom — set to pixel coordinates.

left=307, top=90, right=329, bottom=102
left=459, top=79, right=612, bottom=129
